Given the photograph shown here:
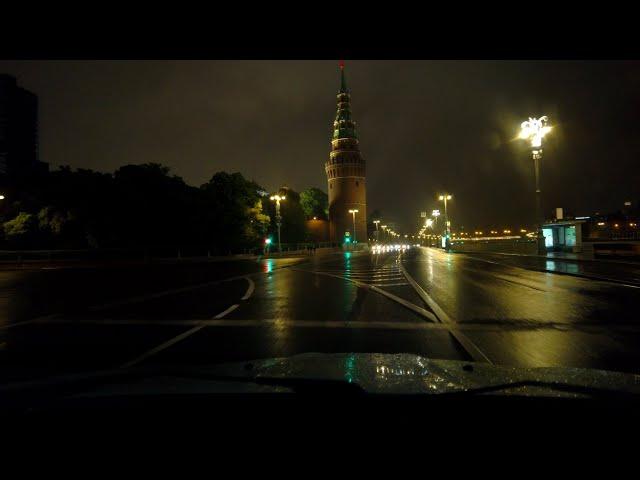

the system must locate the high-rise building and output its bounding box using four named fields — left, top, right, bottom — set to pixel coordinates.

left=0, top=74, right=47, bottom=183
left=325, top=63, right=367, bottom=243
